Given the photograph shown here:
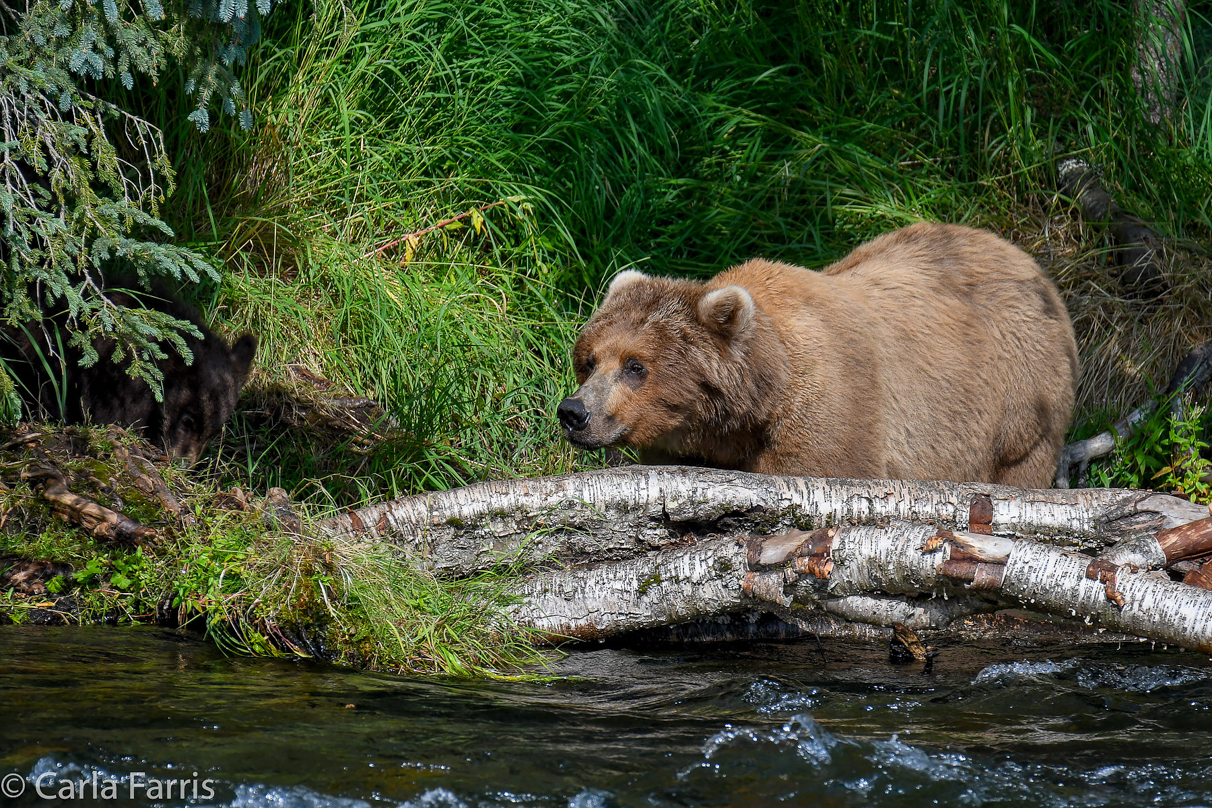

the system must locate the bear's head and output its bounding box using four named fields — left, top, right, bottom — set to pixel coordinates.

left=558, top=269, right=767, bottom=457
left=159, top=332, right=257, bottom=465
